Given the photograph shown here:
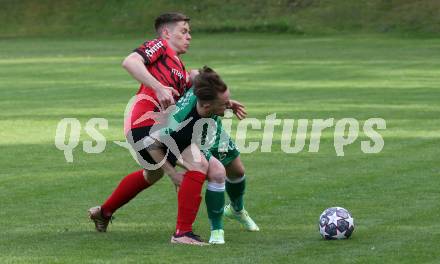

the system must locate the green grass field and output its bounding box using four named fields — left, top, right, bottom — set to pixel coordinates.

left=1, top=34, right=439, bottom=263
